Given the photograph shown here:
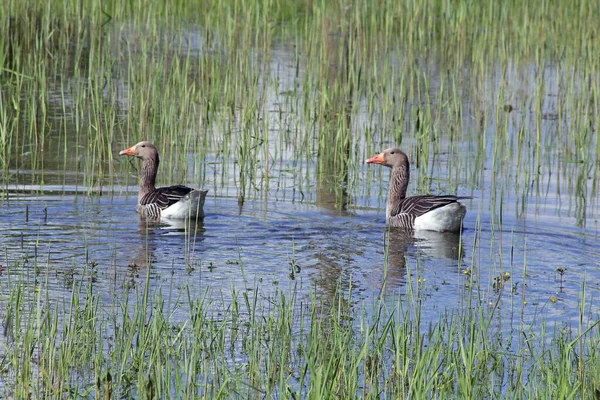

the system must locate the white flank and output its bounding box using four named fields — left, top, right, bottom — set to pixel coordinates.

left=161, top=190, right=208, bottom=219
left=413, top=203, right=466, bottom=233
